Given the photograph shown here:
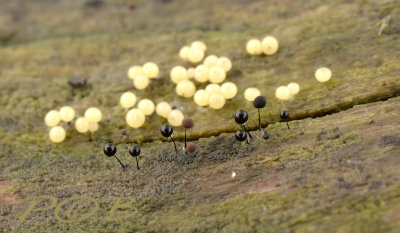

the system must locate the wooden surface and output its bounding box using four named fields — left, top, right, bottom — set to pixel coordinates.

left=0, top=0, right=400, bottom=232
